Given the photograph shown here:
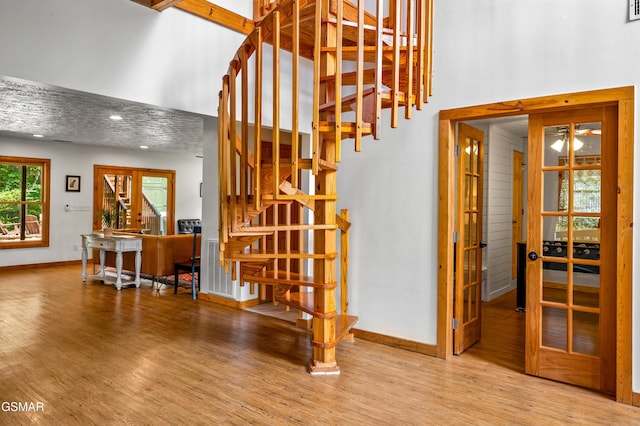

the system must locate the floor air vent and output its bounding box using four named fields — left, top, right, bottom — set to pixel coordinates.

left=208, top=239, right=235, bottom=297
